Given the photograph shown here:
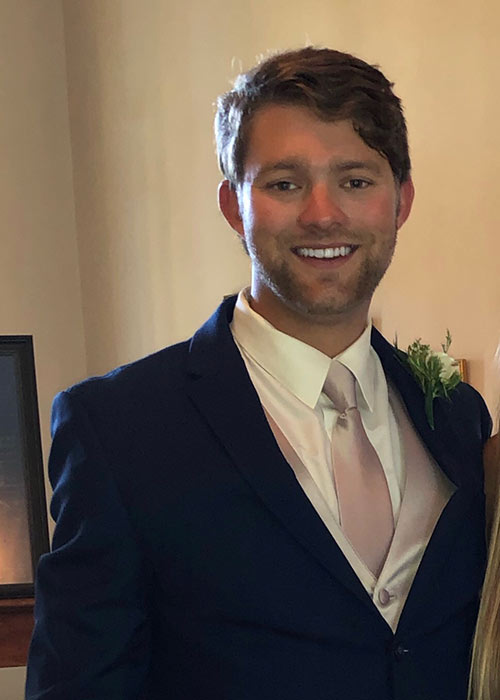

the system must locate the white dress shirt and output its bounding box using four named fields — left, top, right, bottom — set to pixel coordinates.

left=230, top=289, right=405, bottom=525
